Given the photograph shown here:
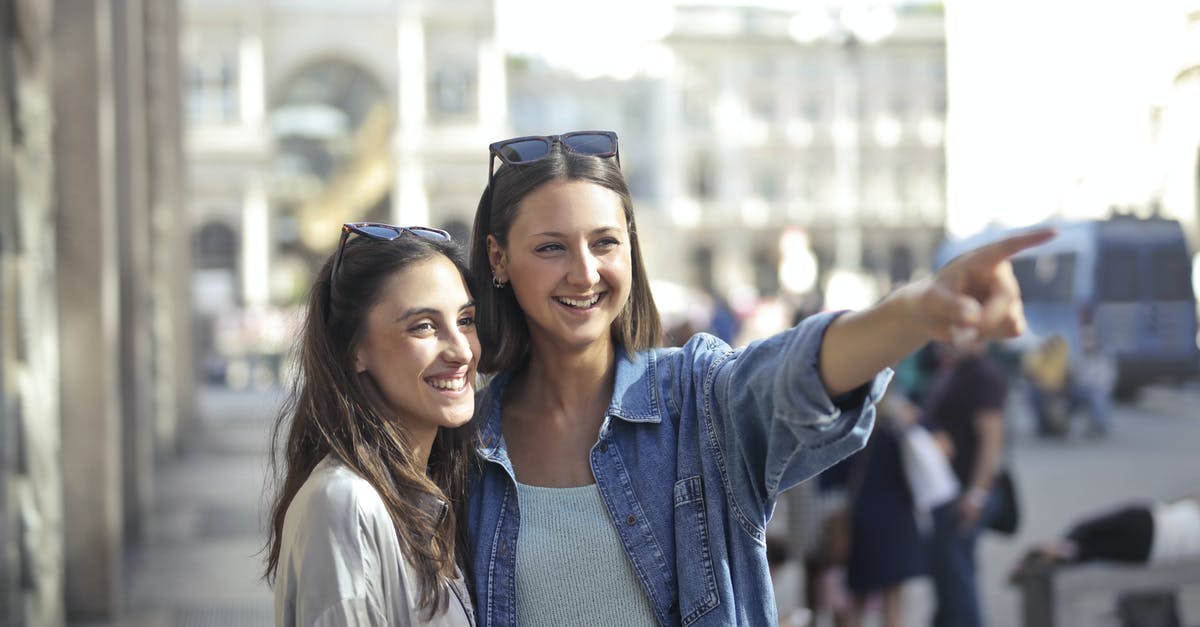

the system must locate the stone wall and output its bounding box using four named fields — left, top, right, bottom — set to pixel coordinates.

left=0, top=1, right=190, bottom=624
left=2, top=0, right=64, bottom=623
